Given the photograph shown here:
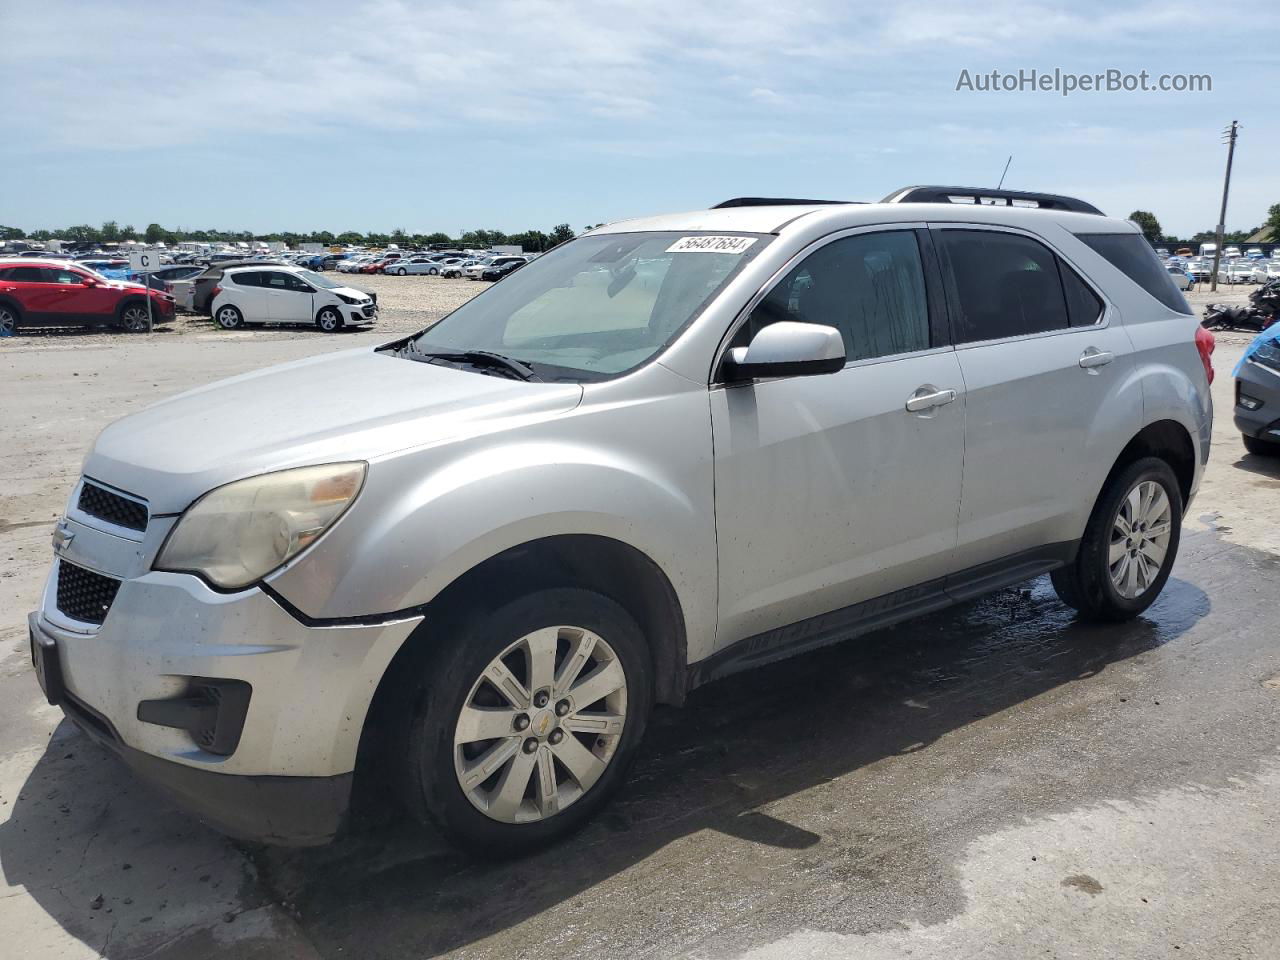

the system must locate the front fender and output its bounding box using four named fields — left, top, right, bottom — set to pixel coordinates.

left=266, top=398, right=718, bottom=655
